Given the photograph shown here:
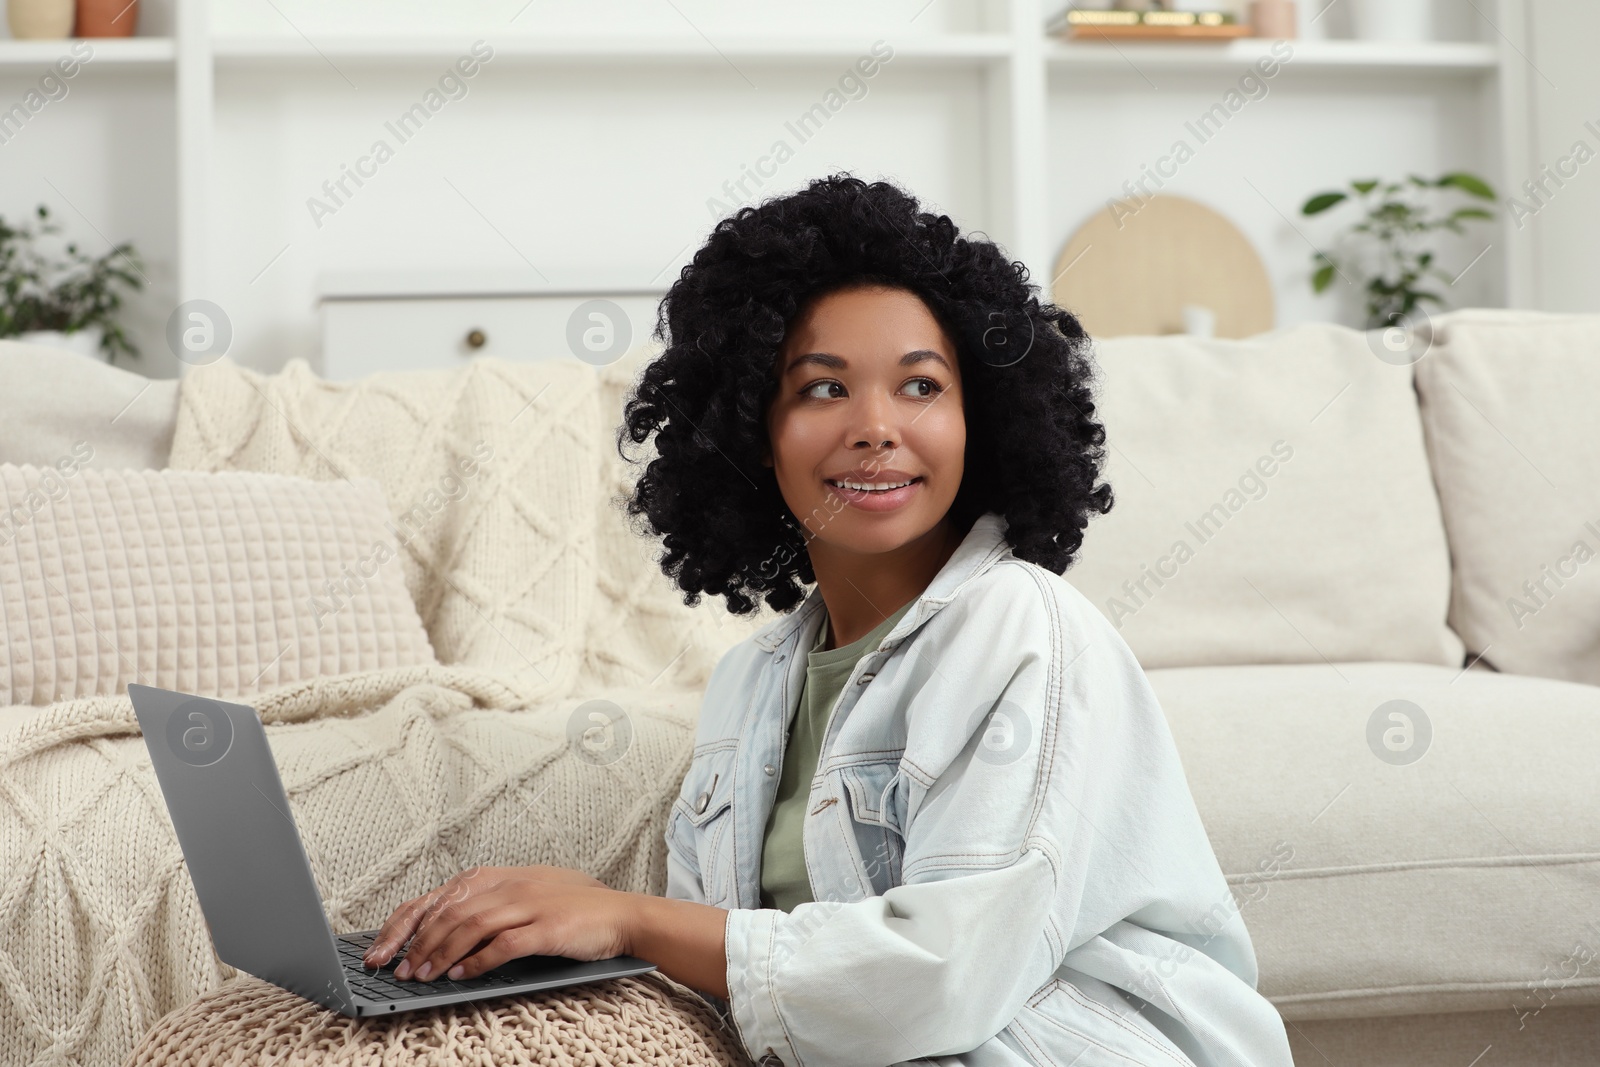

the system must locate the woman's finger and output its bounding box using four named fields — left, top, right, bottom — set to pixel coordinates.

left=393, top=873, right=506, bottom=978
left=403, top=902, right=531, bottom=982
left=364, top=889, right=441, bottom=966
left=442, top=923, right=541, bottom=981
